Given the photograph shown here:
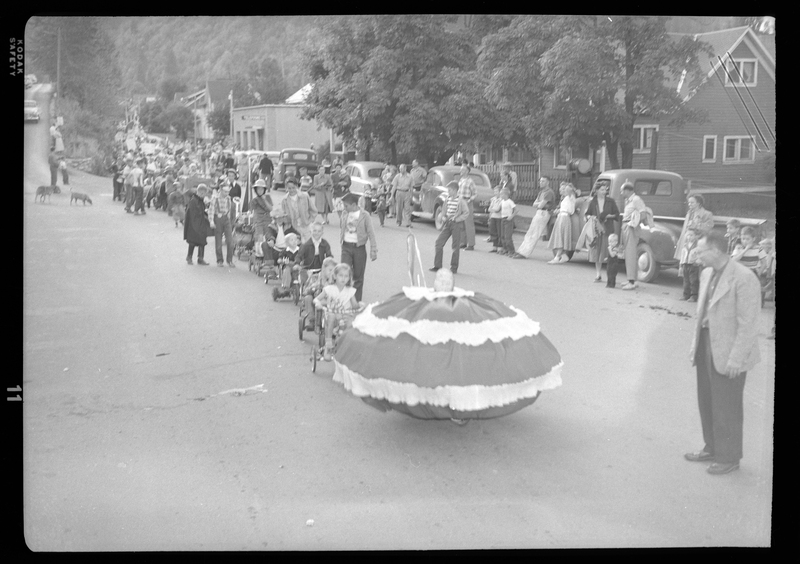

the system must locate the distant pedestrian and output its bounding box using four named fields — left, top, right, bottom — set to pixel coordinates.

left=685, top=230, right=761, bottom=475
left=250, top=180, right=273, bottom=259
left=391, top=163, right=414, bottom=228
left=184, top=184, right=210, bottom=266
left=725, top=219, right=742, bottom=256
left=410, top=159, right=427, bottom=192
left=514, top=177, right=556, bottom=259
left=458, top=162, right=477, bottom=250
left=619, top=182, right=647, bottom=289
left=430, top=181, right=469, bottom=275
left=59, top=157, right=69, bottom=185
left=259, top=153, right=274, bottom=187
left=331, top=162, right=352, bottom=223
left=501, top=162, right=518, bottom=200
left=311, top=165, right=334, bottom=224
